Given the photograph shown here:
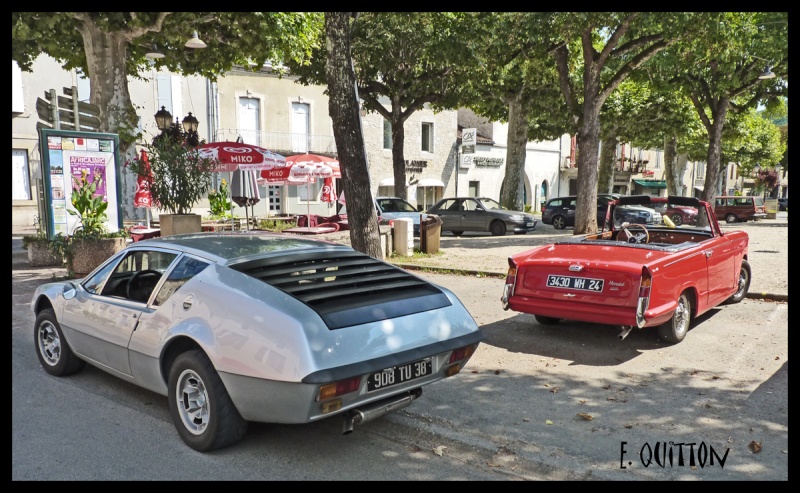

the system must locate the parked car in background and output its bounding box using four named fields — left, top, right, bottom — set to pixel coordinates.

left=613, top=203, right=663, bottom=226
left=340, top=196, right=426, bottom=236
left=425, top=197, right=537, bottom=236
left=31, top=232, right=484, bottom=451
left=714, top=196, right=767, bottom=223
left=778, top=197, right=788, bottom=211
left=501, top=195, right=750, bottom=344
left=540, top=194, right=617, bottom=230
left=662, top=204, right=698, bottom=226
